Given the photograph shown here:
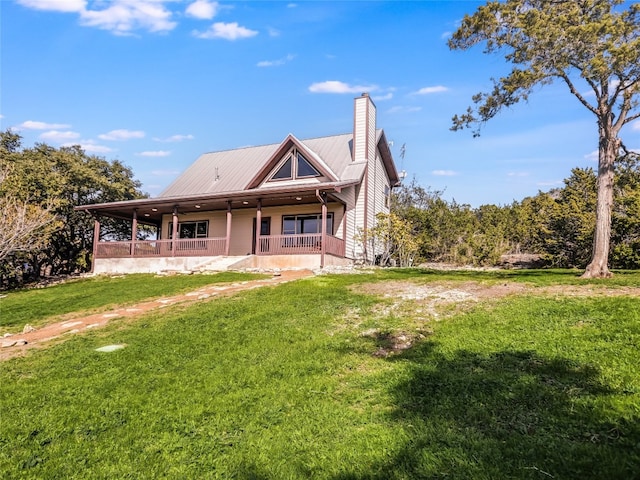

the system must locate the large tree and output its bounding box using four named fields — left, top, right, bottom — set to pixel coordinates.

left=449, top=0, right=640, bottom=278
left=0, top=130, right=146, bottom=285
